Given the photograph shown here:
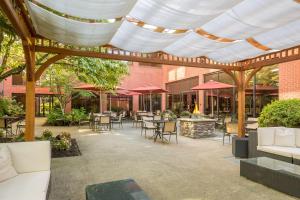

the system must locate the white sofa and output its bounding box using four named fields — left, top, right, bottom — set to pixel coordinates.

left=0, top=141, right=51, bottom=200
left=257, top=127, right=300, bottom=164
